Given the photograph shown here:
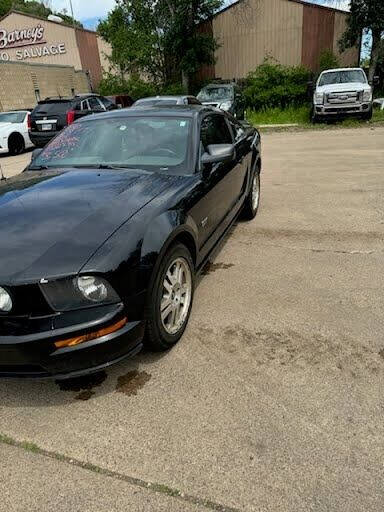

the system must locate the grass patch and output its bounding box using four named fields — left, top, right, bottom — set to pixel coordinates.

left=247, top=106, right=310, bottom=125
left=247, top=105, right=384, bottom=128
